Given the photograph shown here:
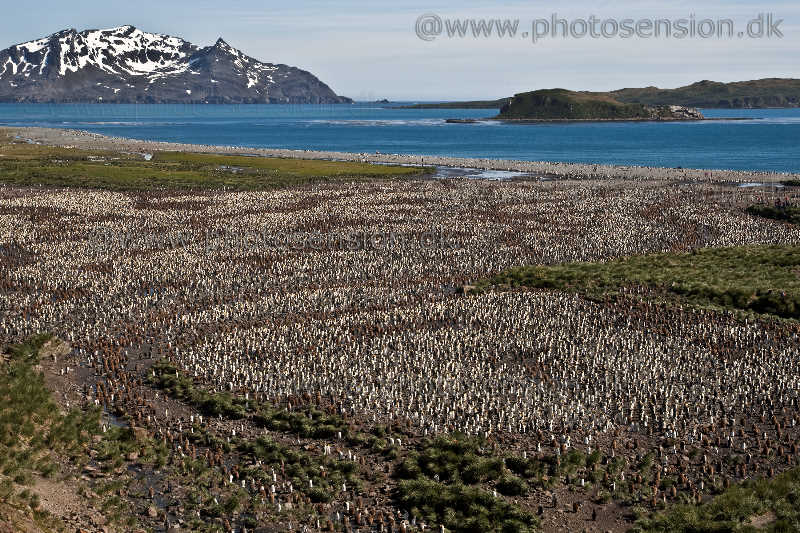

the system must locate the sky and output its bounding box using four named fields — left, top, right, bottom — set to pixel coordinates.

left=2, top=0, right=798, bottom=101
